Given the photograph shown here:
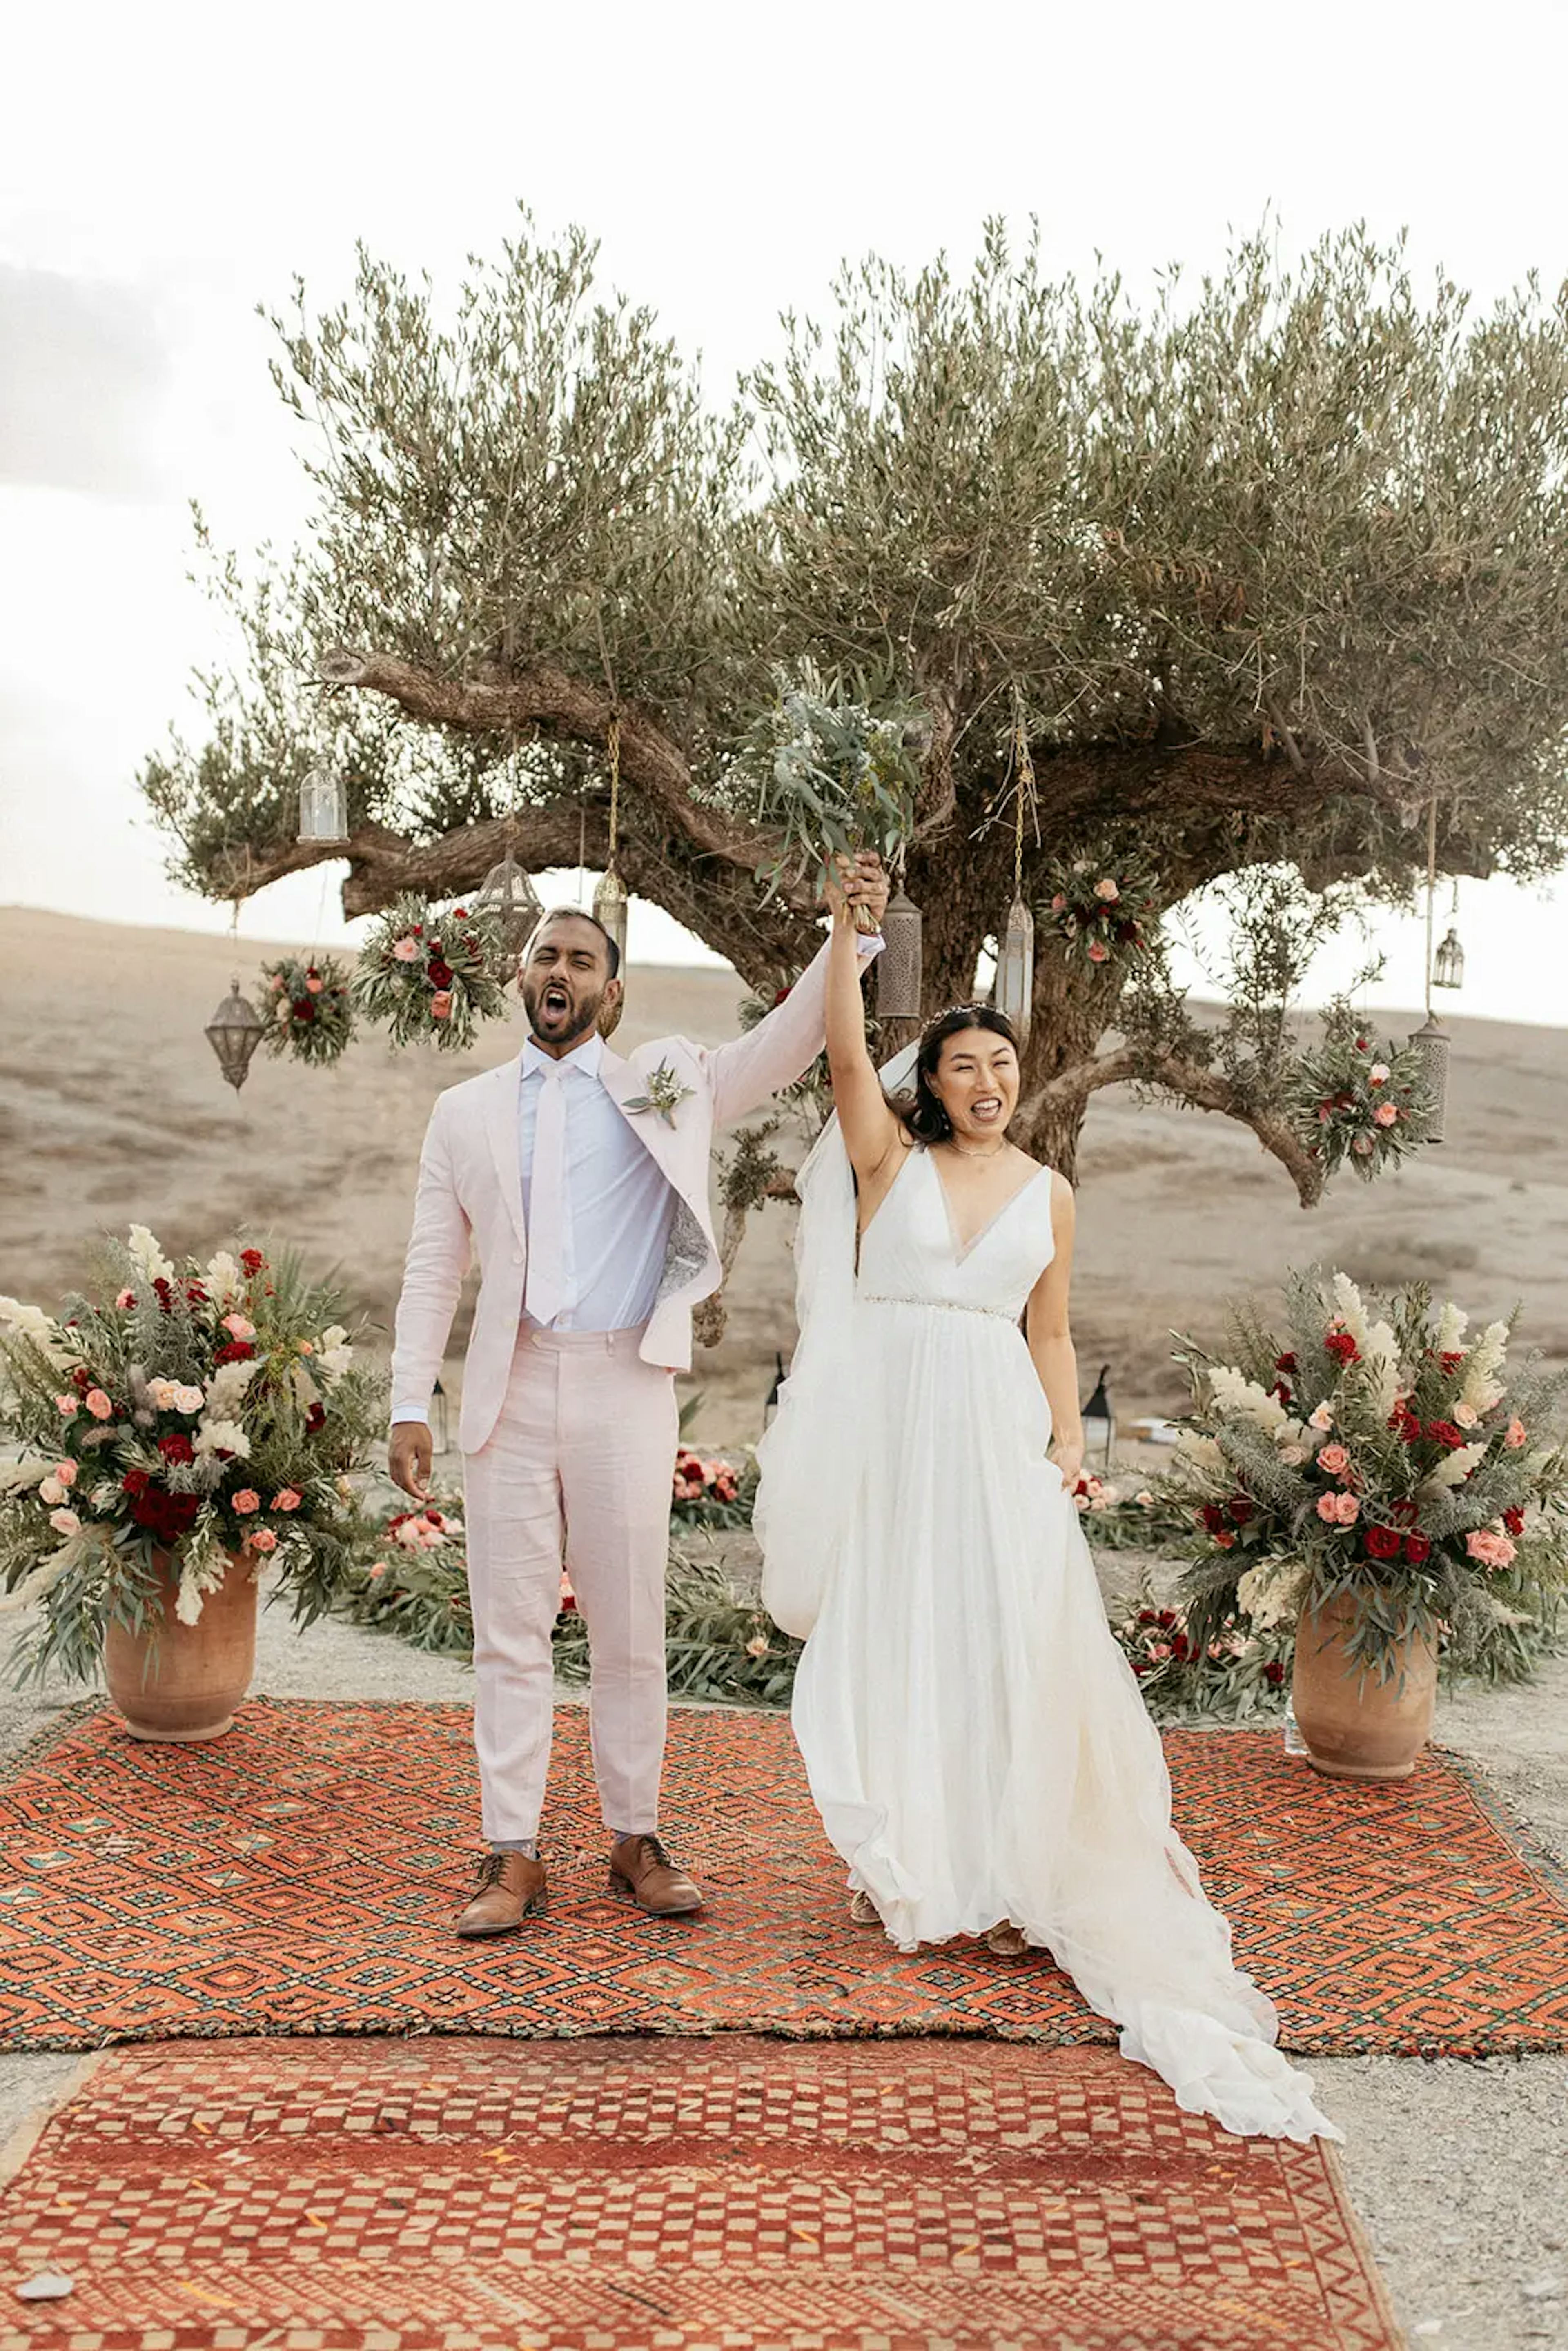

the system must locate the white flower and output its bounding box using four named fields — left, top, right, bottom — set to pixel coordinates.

left=1278, top=1445, right=1308, bottom=1467
left=48, top=1507, right=82, bottom=1538
left=39, top=1475, right=66, bottom=1507
left=127, top=1225, right=175, bottom=1285
left=1459, top=1321, right=1510, bottom=1415
left=1421, top=1440, right=1488, bottom=1493
left=1209, top=1365, right=1292, bottom=1436
left=147, top=1378, right=178, bottom=1411
left=1436, top=1300, right=1470, bottom=1356
left=316, top=1325, right=353, bottom=1382
left=0, top=1296, right=75, bottom=1369
left=172, top=1385, right=205, bottom=1415
left=204, top=1359, right=259, bottom=1419
left=292, top=1363, right=322, bottom=1412
left=194, top=1418, right=251, bottom=1461
left=1308, top=1403, right=1335, bottom=1433
left=204, top=1251, right=244, bottom=1305
left=1236, top=1559, right=1307, bottom=1632
left=1452, top=1400, right=1479, bottom=1430
left=1331, top=1272, right=1370, bottom=1349
left=1173, top=1431, right=1225, bottom=1474
left=175, top=1545, right=228, bottom=1626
